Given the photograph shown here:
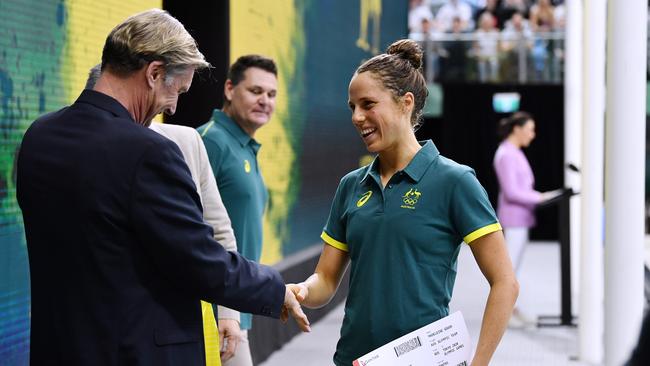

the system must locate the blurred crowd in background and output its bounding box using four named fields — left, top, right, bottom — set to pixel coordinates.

left=408, top=0, right=567, bottom=83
